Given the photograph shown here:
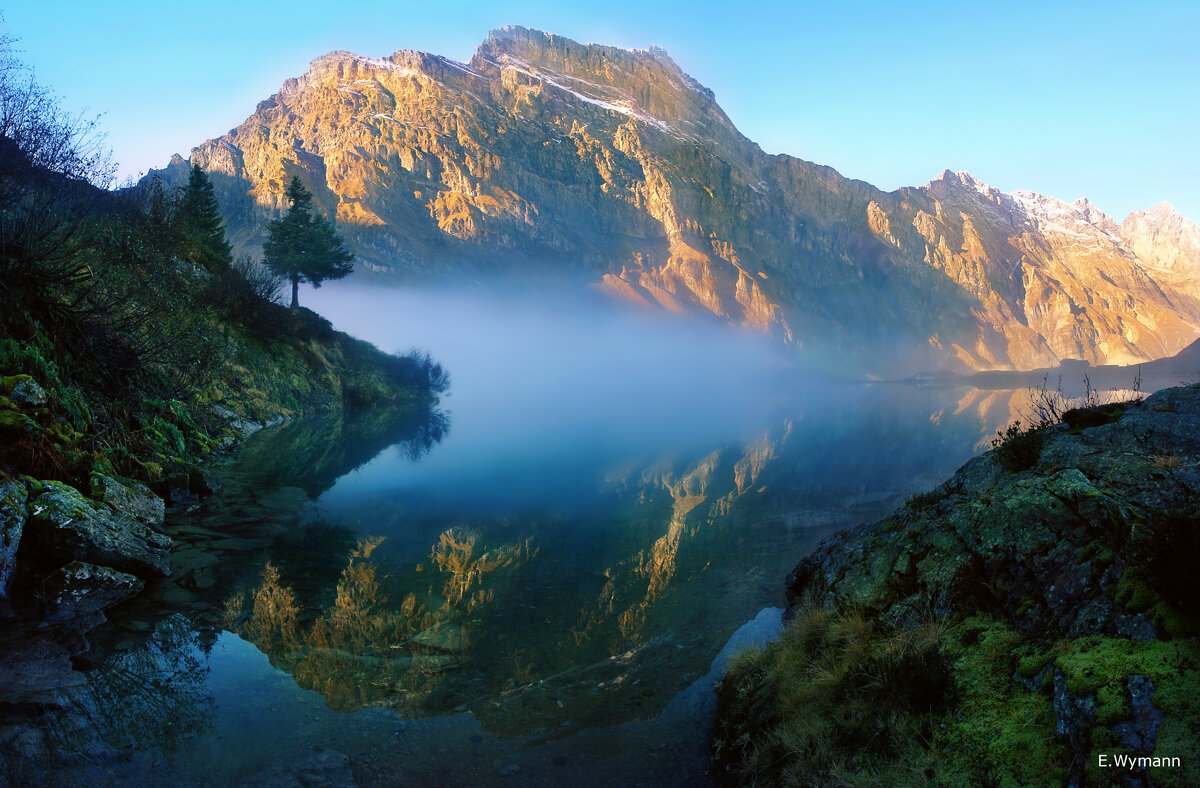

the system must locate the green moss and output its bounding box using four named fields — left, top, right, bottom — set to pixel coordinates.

left=712, top=606, right=953, bottom=786
left=715, top=607, right=1200, bottom=788
left=1111, top=565, right=1197, bottom=637
left=1113, top=566, right=1158, bottom=613
left=1055, top=636, right=1200, bottom=732
left=934, top=618, right=1066, bottom=786
left=0, top=374, right=35, bottom=396
left=0, top=410, right=38, bottom=435
left=32, top=479, right=93, bottom=523
left=1017, top=652, right=1051, bottom=679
